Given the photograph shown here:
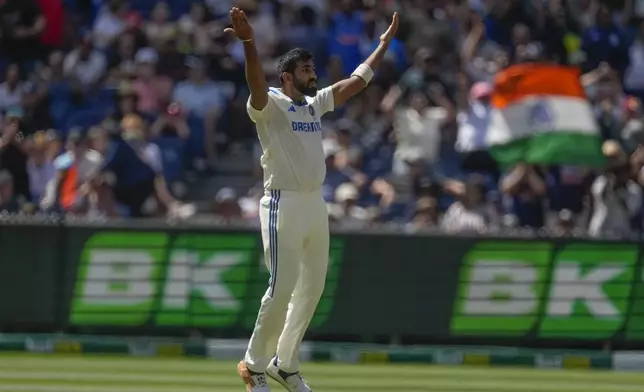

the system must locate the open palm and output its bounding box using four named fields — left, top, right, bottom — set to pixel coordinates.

left=380, top=12, right=399, bottom=43
left=224, top=7, right=254, bottom=41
